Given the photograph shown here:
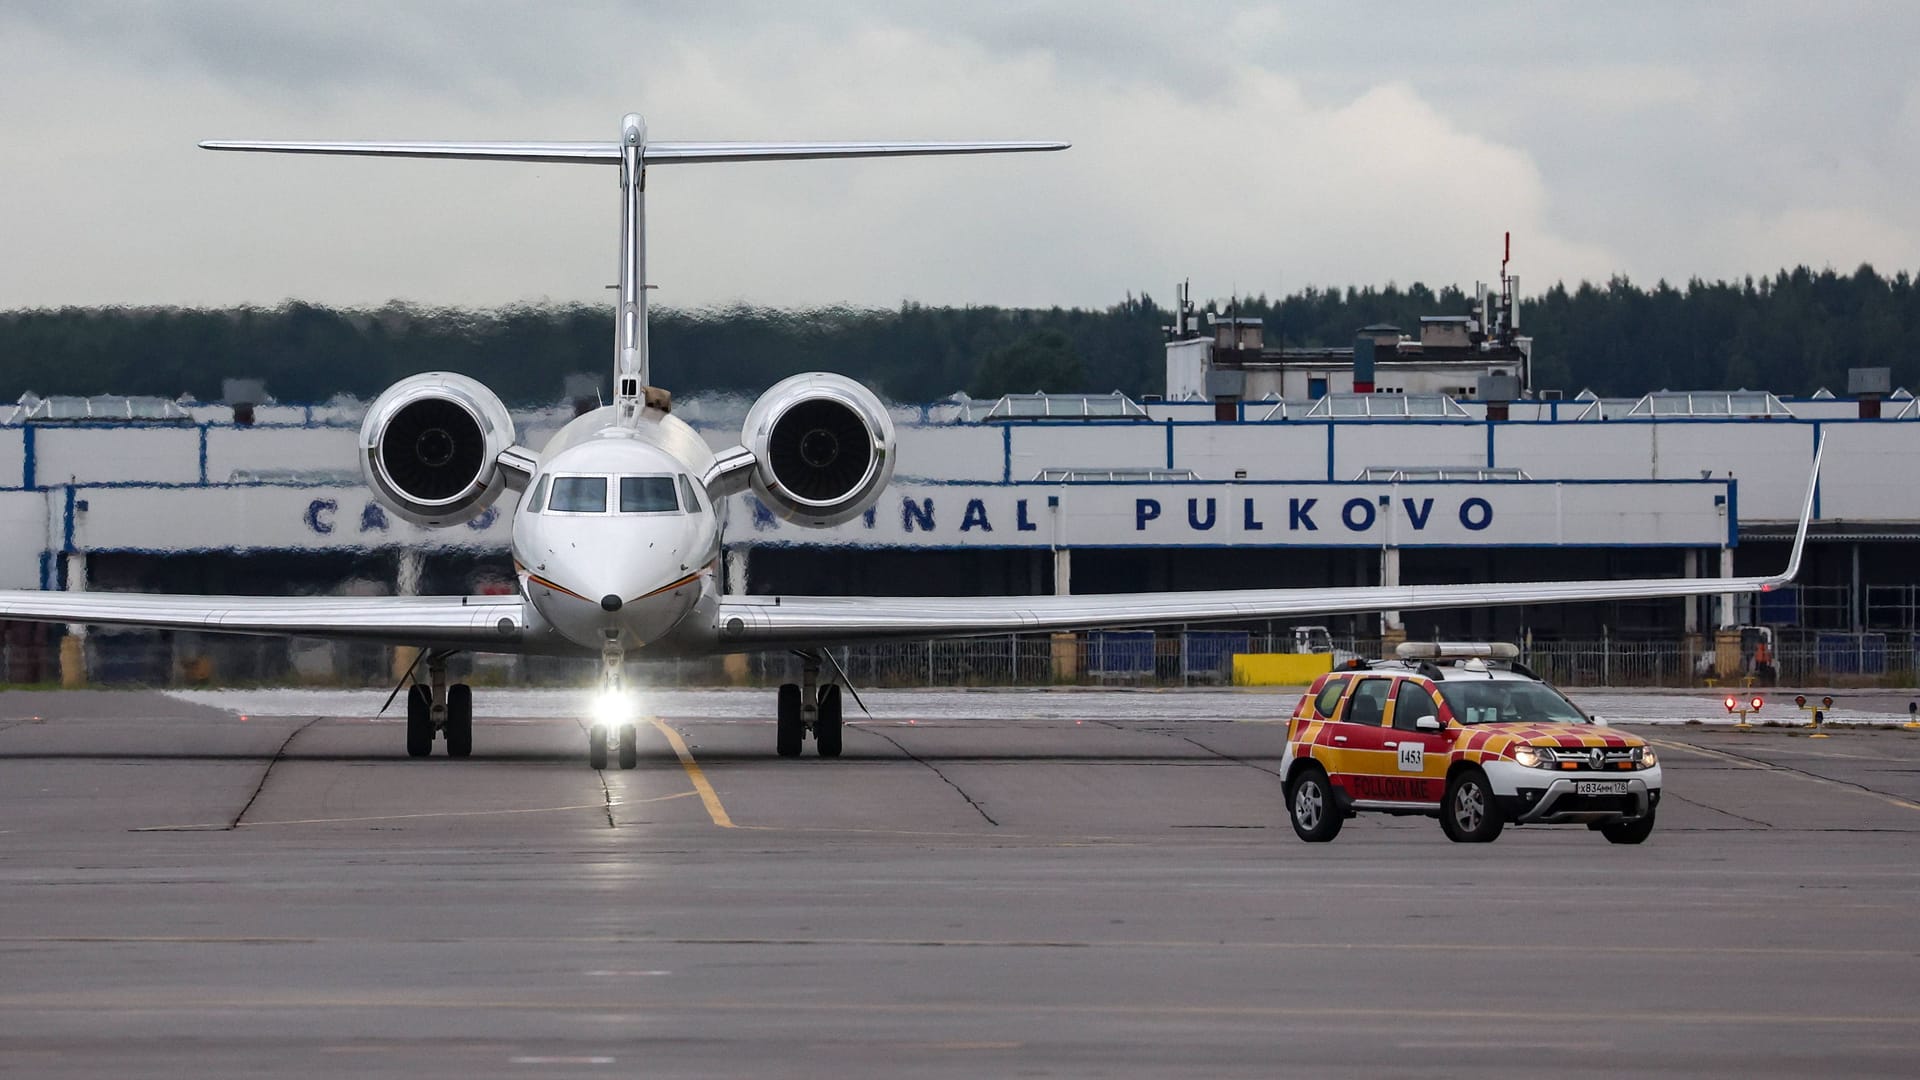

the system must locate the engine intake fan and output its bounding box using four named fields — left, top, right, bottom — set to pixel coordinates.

left=743, top=373, right=896, bottom=527
left=360, top=372, right=516, bottom=527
